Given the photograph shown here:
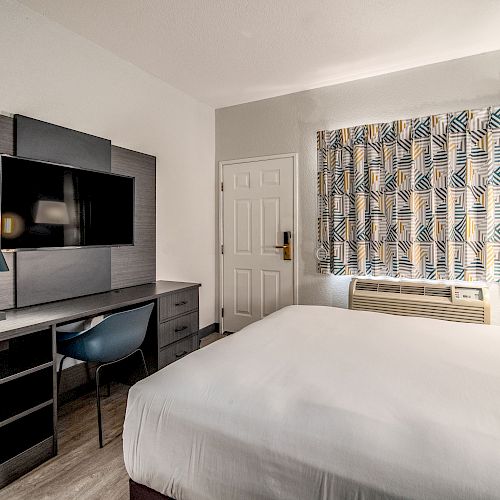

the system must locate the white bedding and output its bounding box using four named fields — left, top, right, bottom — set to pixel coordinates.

left=123, top=306, right=500, bottom=499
